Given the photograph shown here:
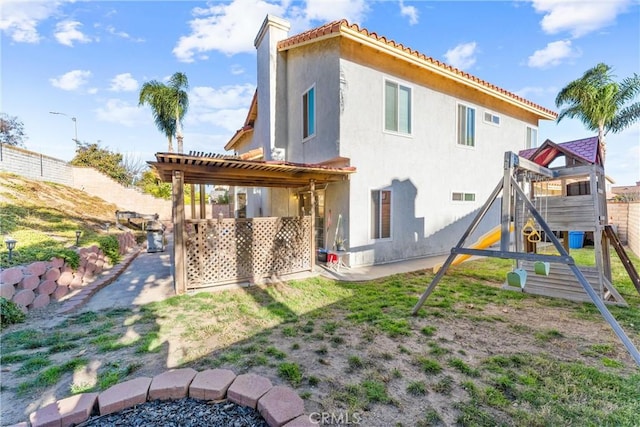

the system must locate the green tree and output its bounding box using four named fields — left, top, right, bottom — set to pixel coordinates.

left=71, top=142, right=131, bottom=186
left=0, top=113, right=27, bottom=147
left=136, top=167, right=172, bottom=199
left=138, top=72, right=189, bottom=153
left=555, top=63, right=640, bottom=163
